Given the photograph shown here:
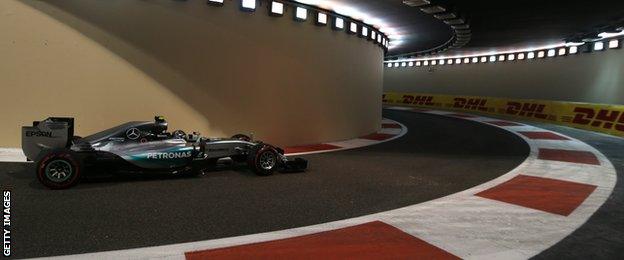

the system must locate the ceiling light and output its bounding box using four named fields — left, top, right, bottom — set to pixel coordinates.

left=394, top=62, right=400, bottom=67
left=565, top=41, right=585, bottom=47
left=447, top=59, right=453, bottom=65
left=517, top=53, right=525, bottom=60
left=207, top=0, right=224, bottom=6
left=609, top=39, right=620, bottom=49
left=558, top=48, right=566, bottom=56
left=547, top=49, right=556, bottom=57
left=431, top=60, right=437, bottom=65
left=333, top=17, right=344, bottom=30
left=464, top=58, right=470, bottom=63
left=527, top=52, right=535, bottom=59
left=423, top=60, right=429, bottom=66
left=498, top=55, right=505, bottom=61
left=349, top=22, right=358, bottom=34
left=594, top=41, right=604, bottom=51
left=361, top=27, right=369, bottom=37
left=537, top=51, right=545, bottom=58
left=444, top=18, right=465, bottom=25
left=295, top=7, right=307, bottom=21
left=455, top=58, right=462, bottom=64
left=434, top=13, right=457, bottom=19
left=569, top=46, right=578, bottom=54
left=408, top=61, right=414, bottom=67
left=402, top=0, right=430, bottom=7
left=387, top=63, right=393, bottom=68
left=489, top=56, right=496, bottom=62
left=451, top=24, right=470, bottom=30
left=241, top=0, right=256, bottom=11
left=401, top=62, right=407, bottom=67
left=420, top=6, right=446, bottom=14
left=270, top=2, right=284, bottom=16
left=507, top=54, right=515, bottom=61
left=480, top=57, right=487, bottom=63
left=316, top=12, right=328, bottom=25
left=599, top=31, right=624, bottom=39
